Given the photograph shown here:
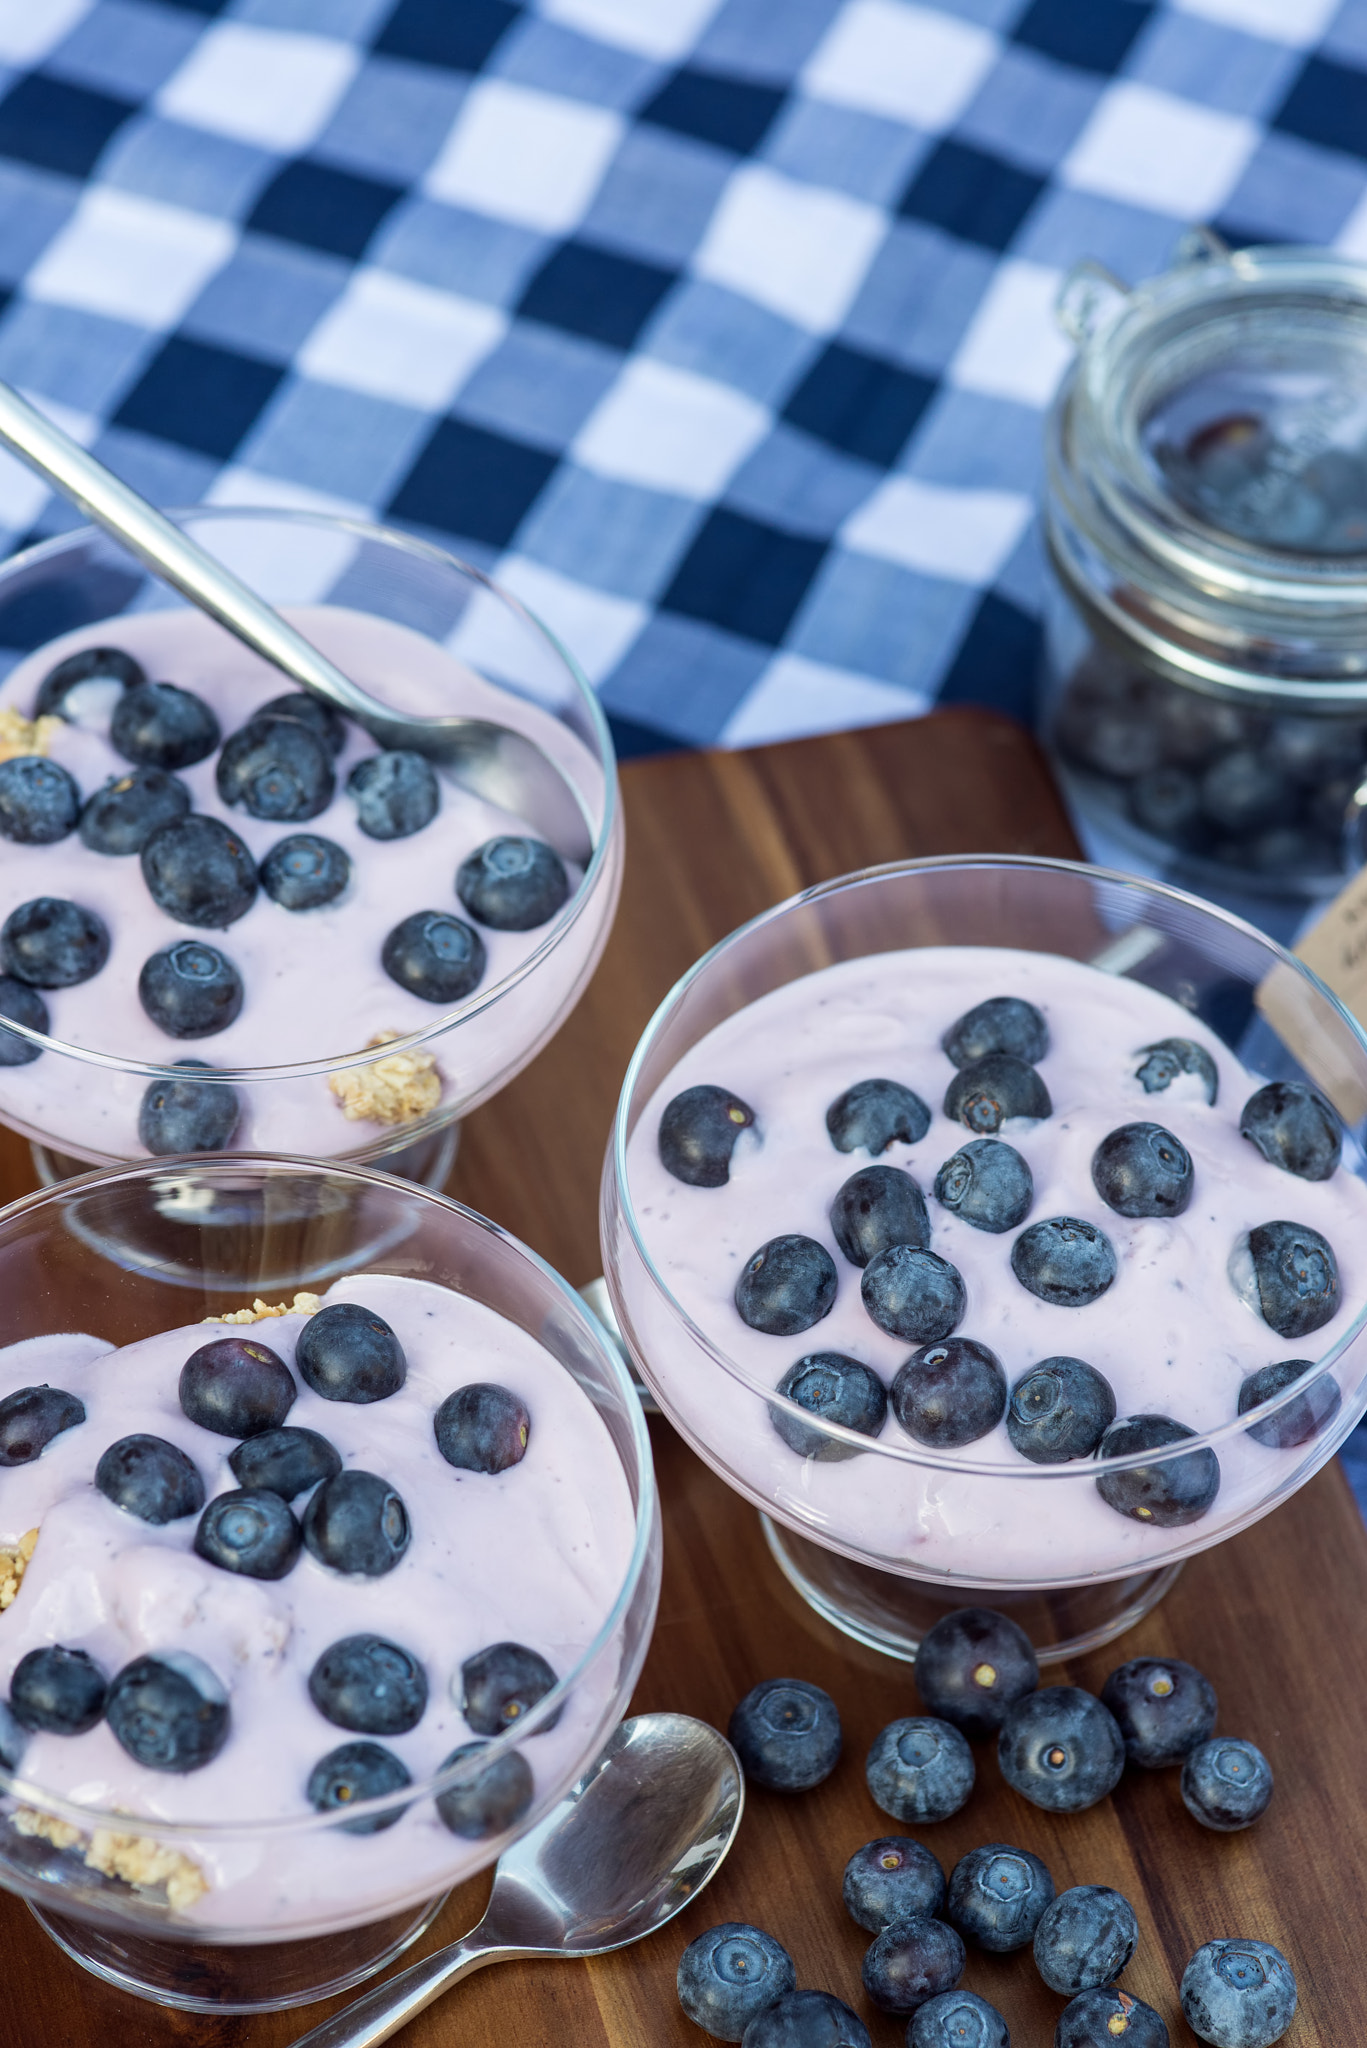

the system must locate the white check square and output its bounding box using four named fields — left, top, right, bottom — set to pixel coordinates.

left=0, top=0, right=92, bottom=65
left=841, top=474, right=1031, bottom=582
left=694, top=164, right=886, bottom=336
left=25, top=188, right=235, bottom=330
left=721, top=653, right=924, bottom=746
left=802, top=0, right=999, bottom=133
left=298, top=272, right=506, bottom=412
left=1171, top=0, right=1338, bottom=47
left=572, top=356, right=770, bottom=499
left=495, top=555, right=647, bottom=685
left=948, top=259, right=1074, bottom=409
left=1062, top=81, right=1259, bottom=221
left=537, top=0, right=722, bottom=60
left=156, top=24, right=360, bottom=153
left=425, top=80, right=624, bottom=236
